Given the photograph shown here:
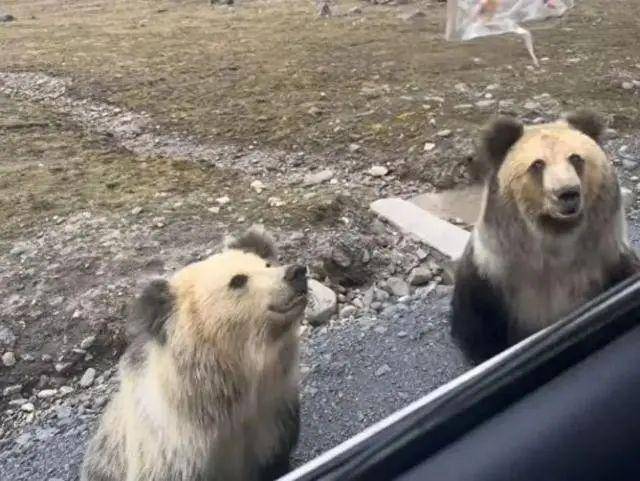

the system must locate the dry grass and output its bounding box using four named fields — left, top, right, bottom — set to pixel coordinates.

left=2, top=0, right=639, bottom=162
